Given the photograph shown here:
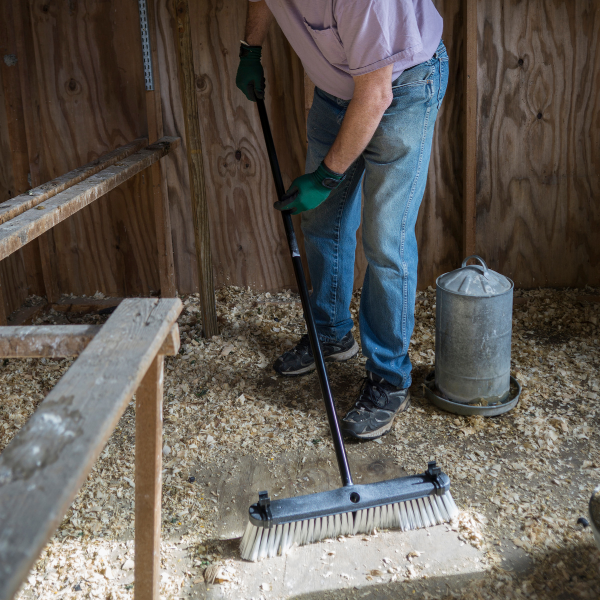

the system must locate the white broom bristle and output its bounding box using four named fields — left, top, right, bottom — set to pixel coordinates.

left=240, top=491, right=459, bottom=561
